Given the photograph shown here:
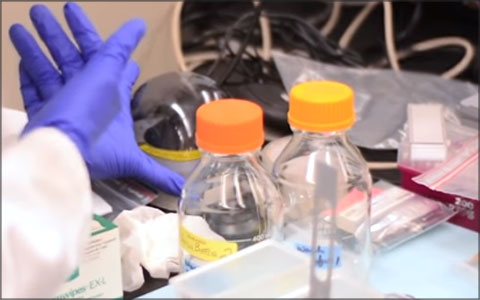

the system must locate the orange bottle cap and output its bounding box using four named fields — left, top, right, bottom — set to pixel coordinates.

left=196, top=99, right=264, bottom=154
left=288, top=80, right=355, bottom=132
